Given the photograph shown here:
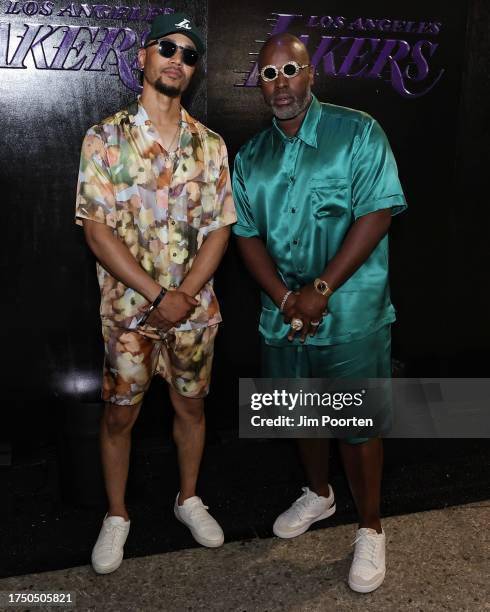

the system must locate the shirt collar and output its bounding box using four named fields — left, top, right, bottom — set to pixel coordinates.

left=272, top=94, right=321, bottom=148
left=130, top=96, right=200, bottom=138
